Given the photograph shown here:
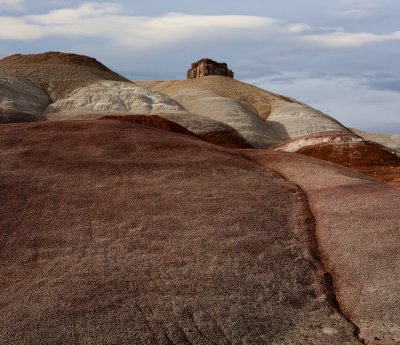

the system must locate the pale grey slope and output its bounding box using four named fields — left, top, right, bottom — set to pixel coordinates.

left=140, top=77, right=350, bottom=147
left=167, top=87, right=278, bottom=148
left=267, top=98, right=349, bottom=139
left=45, top=81, right=186, bottom=118
left=0, top=76, right=49, bottom=123
left=45, top=80, right=247, bottom=143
